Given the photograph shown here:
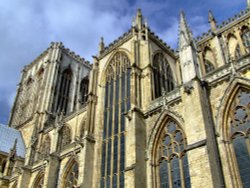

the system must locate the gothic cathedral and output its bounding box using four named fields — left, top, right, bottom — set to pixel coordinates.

left=0, top=2, right=250, bottom=188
